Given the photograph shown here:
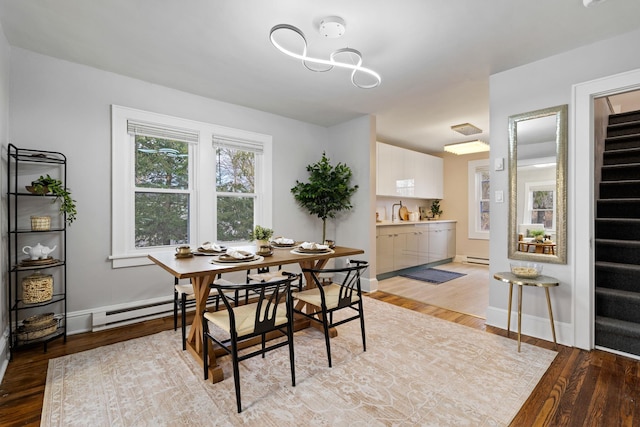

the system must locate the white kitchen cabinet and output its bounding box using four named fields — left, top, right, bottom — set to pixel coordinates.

left=427, top=222, right=456, bottom=262
left=376, top=142, right=443, bottom=199
left=419, top=153, right=444, bottom=199
left=427, top=224, right=448, bottom=262
left=376, top=230, right=395, bottom=274
left=376, top=142, right=405, bottom=197
left=376, top=222, right=456, bottom=274
left=446, top=224, right=456, bottom=259
left=415, top=224, right=430, bottom=264
left=393, top=230, right=417, bottom=270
